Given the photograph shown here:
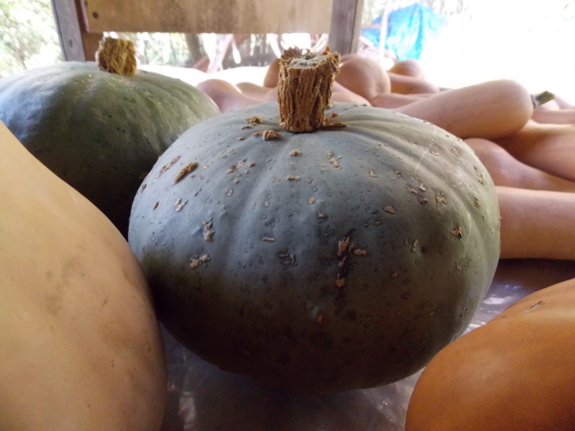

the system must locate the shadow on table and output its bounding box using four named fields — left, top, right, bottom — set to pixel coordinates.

left=160, top=258, right=574, bottom=431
